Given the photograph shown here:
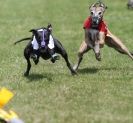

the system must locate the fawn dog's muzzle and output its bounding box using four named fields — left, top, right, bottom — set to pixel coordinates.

left=92, top=16, right=100, bottom=25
